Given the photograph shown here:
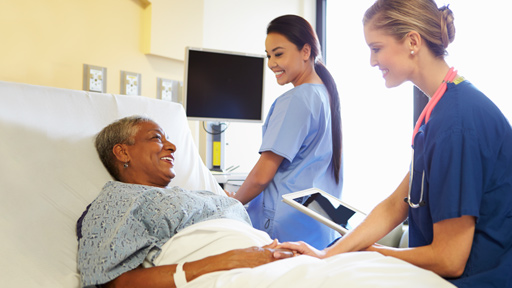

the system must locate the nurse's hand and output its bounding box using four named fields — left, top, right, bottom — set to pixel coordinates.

left=270, top=248, right=295, bottom=259
left=263, top=239, right=295, bottom=259
left=224, top=189, right=236, bottom=198
left=276, top=241, right=326, bottom=259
